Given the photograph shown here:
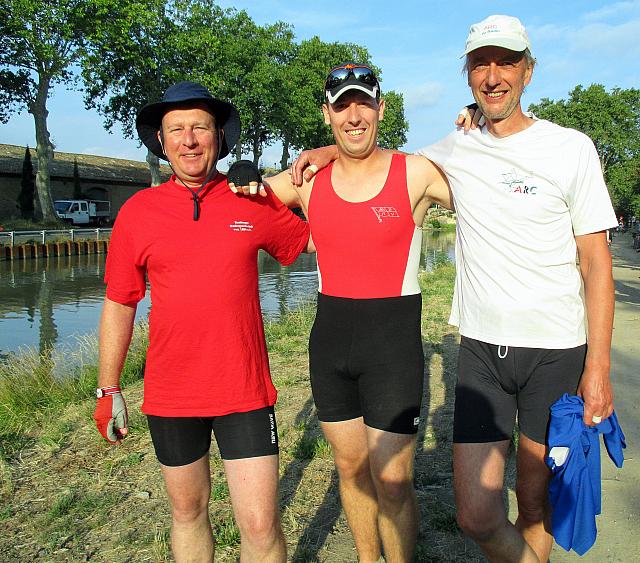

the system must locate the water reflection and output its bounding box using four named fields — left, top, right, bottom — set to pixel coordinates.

left=0, top=230, right=455, bottom=355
